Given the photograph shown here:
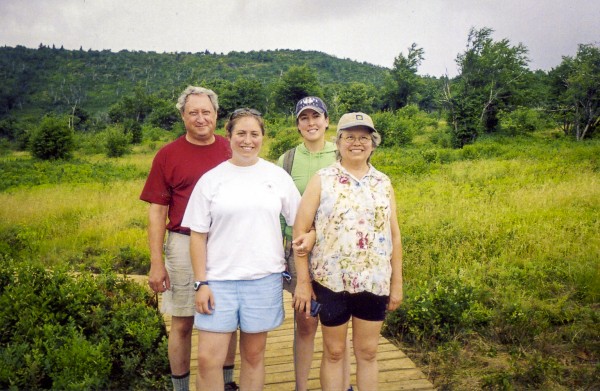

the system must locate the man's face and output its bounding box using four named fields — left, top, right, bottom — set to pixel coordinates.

left=181, top=94, right=217, bottom=144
